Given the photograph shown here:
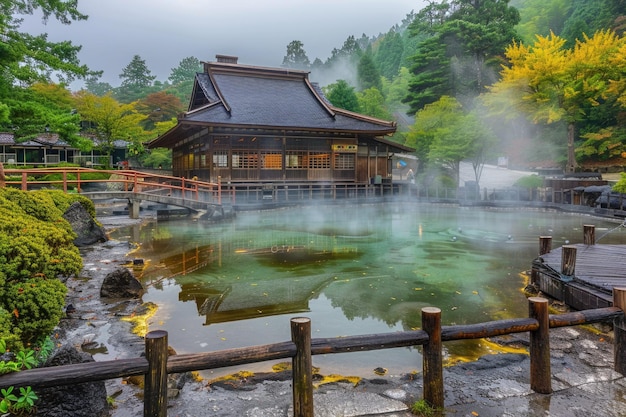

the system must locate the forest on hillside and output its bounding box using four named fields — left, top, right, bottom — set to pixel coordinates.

left=2, top=0, right=626, bottom=185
